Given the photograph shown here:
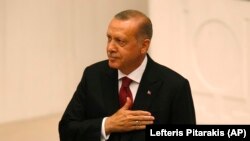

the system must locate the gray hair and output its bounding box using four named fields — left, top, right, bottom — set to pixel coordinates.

left=114, top=9, right=153, bottom=40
